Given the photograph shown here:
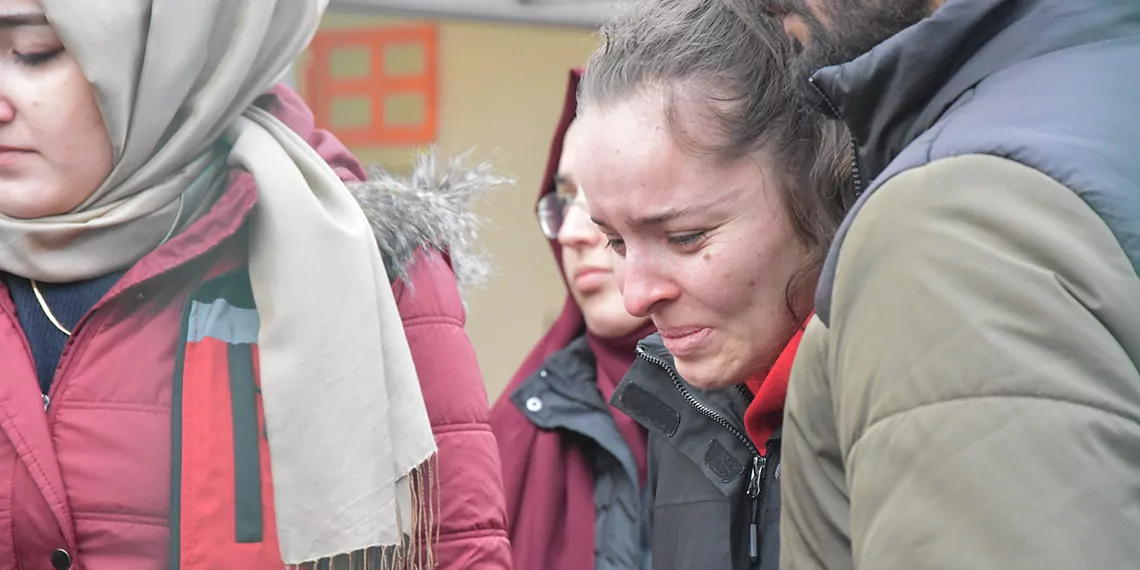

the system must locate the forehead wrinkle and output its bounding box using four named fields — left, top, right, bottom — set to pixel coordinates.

left=625, top=202, right=709, bottom=228
left=634, top=164, right=751, bottom=224
left=575, top=91, right=754, bottom=232
left=587, top=156, right=754, bottom=233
